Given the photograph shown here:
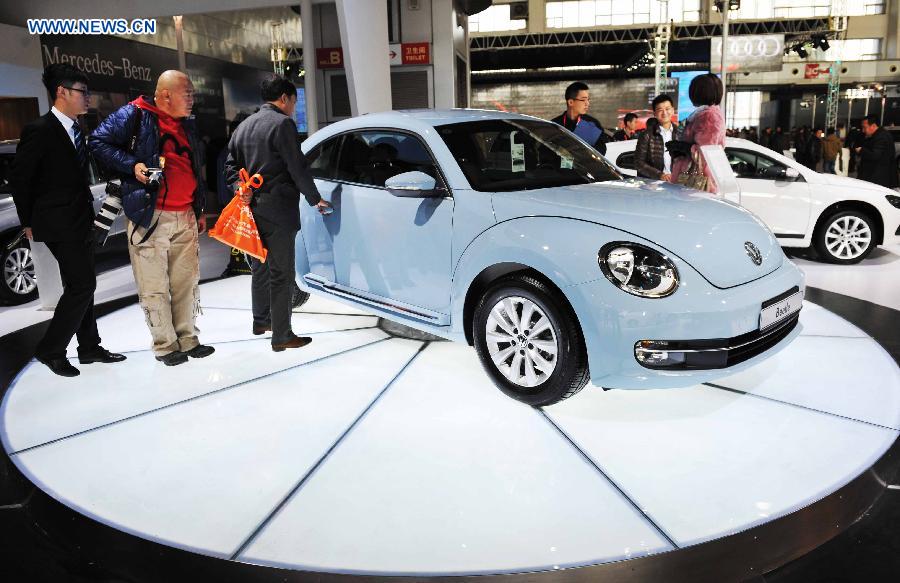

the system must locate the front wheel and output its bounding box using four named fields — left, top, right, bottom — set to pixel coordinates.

left=473, top=275, right=589, bottom=407
left=814, top=210, right=876, bottom=264
left=0, top=236, right=38, bottom=305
